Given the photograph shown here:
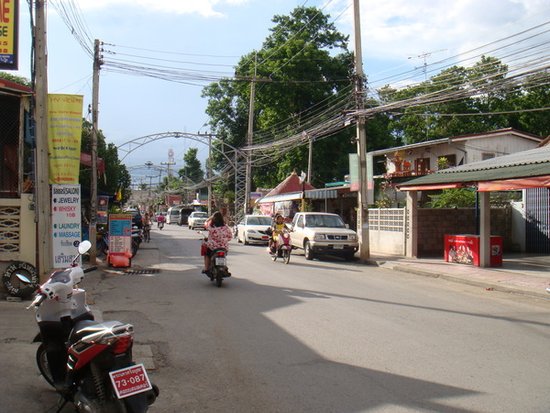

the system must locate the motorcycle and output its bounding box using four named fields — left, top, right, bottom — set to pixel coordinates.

left=20, top=240, right=158, bottom=412
left=270, top=229, right=292, bottom=264
left=131, top=225, right=143, bottom=255
left=157, top=220, right=164, bottom=230
left=200, top=233, right=231, bottom=288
